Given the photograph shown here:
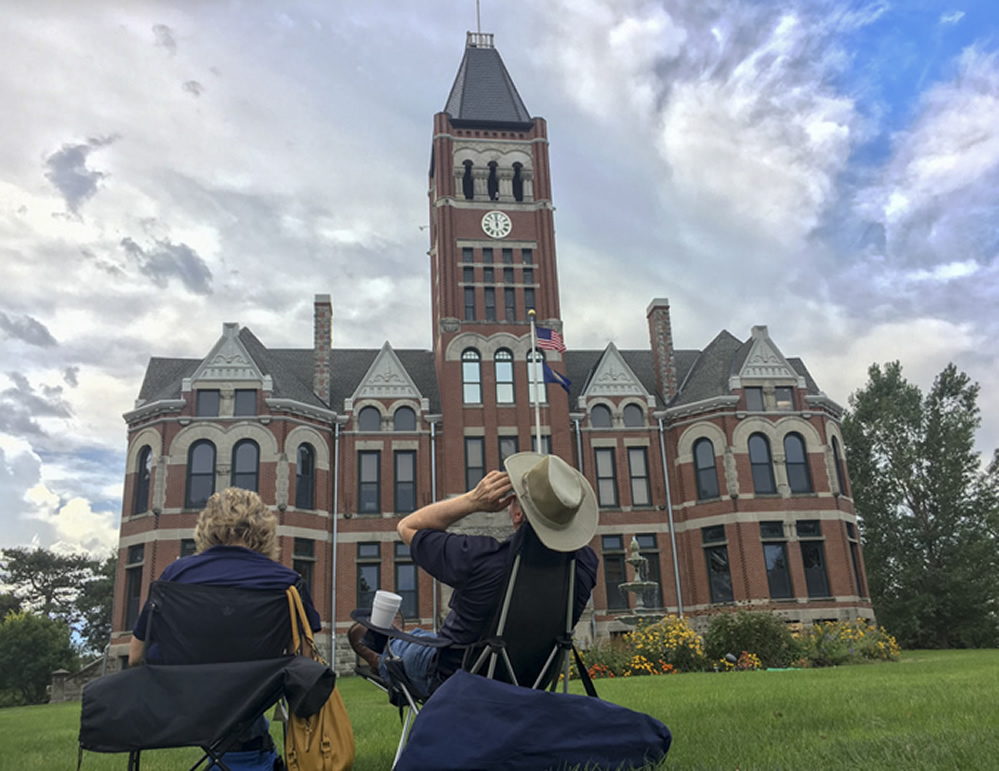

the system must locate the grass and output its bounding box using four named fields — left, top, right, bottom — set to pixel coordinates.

left=3, top=650, right=996, bottom=770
